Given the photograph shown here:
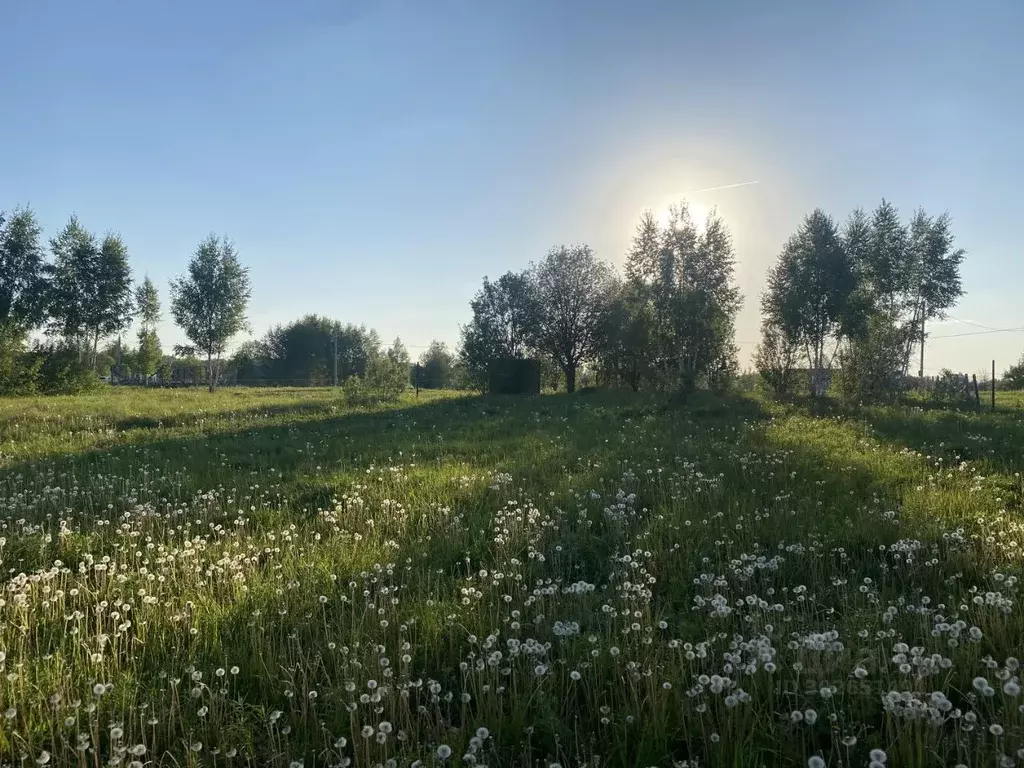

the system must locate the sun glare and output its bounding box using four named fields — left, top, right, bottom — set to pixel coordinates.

left=653, top=199, right=711, bottom=231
